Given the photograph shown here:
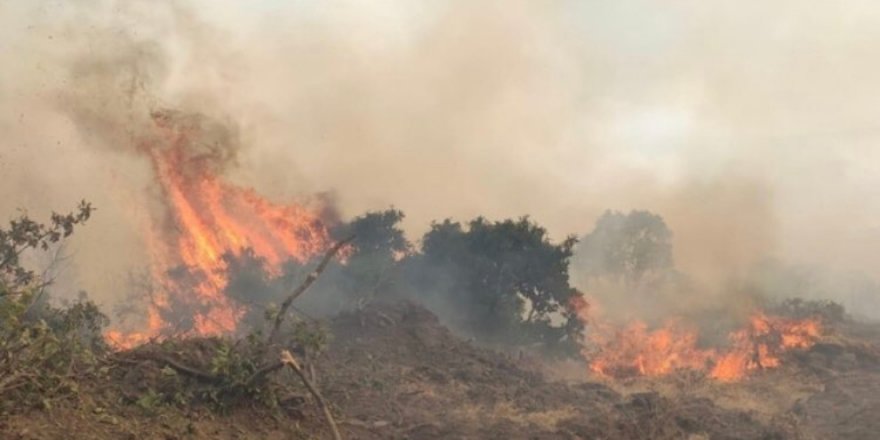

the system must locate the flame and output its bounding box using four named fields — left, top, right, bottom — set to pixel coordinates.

left=709, top=312, right=822, bottom=381
left=570, top=297, right=822, bottom=382
left=106, top=111, right=332, bottom=349
left=587, top=320, right=715, bottom=378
